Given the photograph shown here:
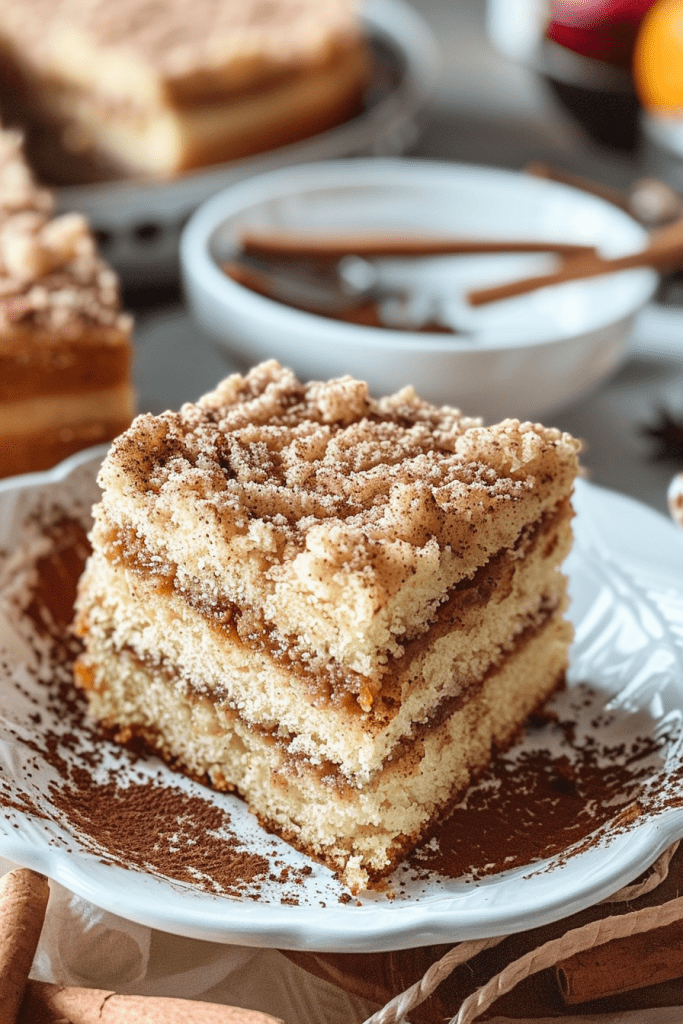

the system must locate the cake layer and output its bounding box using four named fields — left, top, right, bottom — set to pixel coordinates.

left=1, top=385, right=134, bottom=438
left=0, top=327, right=131, bottom=402
left=95, top=361, right=580, bottom=699
left=75, top=501, right=573, bottom=780
left=0, top=414, right=133, bottom=479
left=76, top=608, right=572, bottom=892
